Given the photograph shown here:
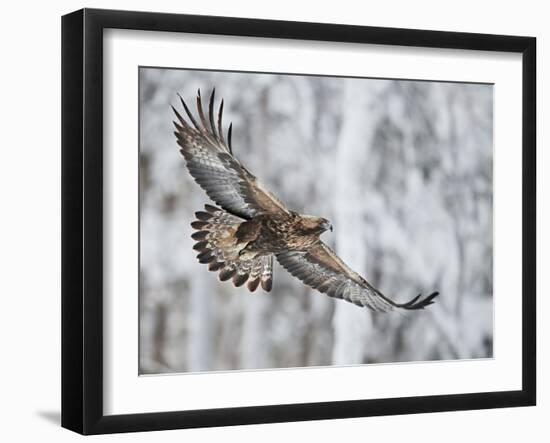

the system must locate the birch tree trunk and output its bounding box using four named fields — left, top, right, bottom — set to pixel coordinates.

left=331, top=80, right=381, bottom=365
left=186, top=194, right=215, bottom=372
left=186, top=271, right=215, bottom=371
left=240, top=86, right=271, bottom=369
